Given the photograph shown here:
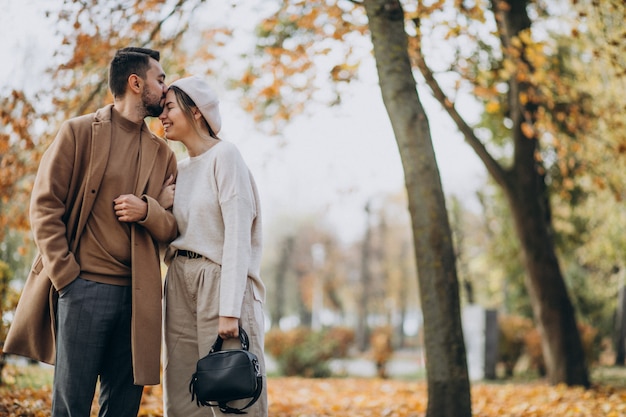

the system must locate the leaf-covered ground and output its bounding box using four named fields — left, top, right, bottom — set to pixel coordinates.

left=2, top=375, right=626, bottom=417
